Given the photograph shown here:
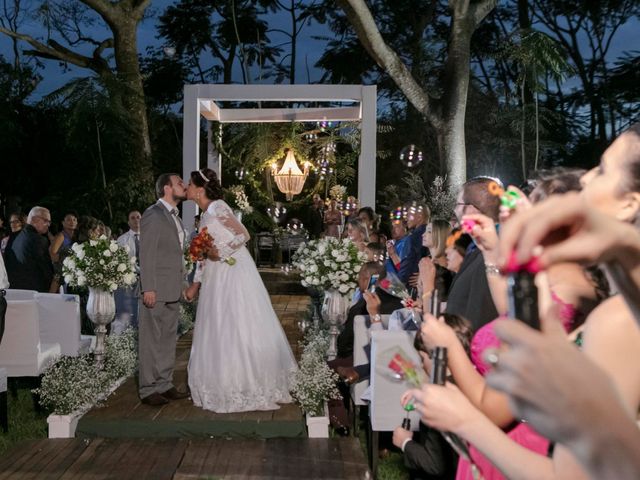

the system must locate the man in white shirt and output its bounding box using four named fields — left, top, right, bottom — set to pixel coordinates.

left=0, top=253, right=9, bottom=344
left=113, top=210, right=142, bottom=333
